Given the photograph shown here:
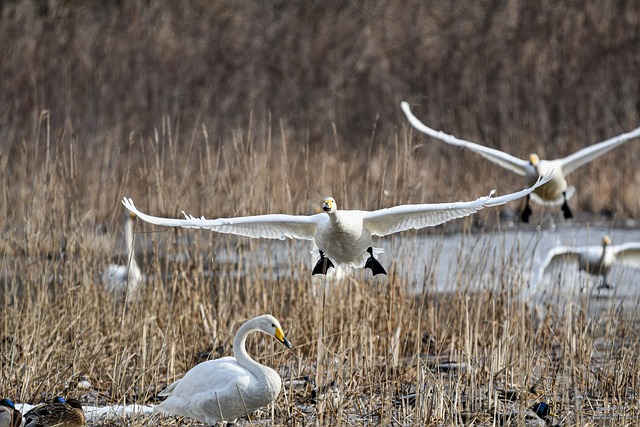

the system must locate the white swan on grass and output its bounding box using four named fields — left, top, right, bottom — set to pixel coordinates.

left=535, top=235, right=640, bottom=289
left=401, top=101, right=640, bottom=223
left=154, top=314, right=292, bottom=426
left=122, top=174, right=550, bottom=277
left=101, top=211, right=143, bottom=296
